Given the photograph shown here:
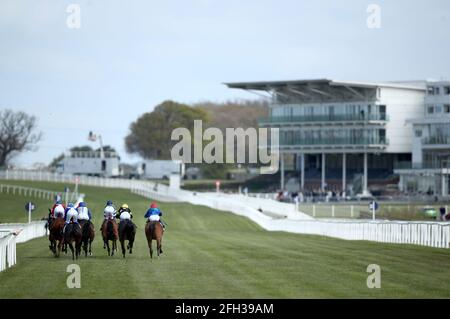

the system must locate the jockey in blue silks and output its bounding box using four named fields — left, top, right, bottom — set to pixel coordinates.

left=65, top=202, right=75, bottom=214
left=144, top=202, right=166, bottom=229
